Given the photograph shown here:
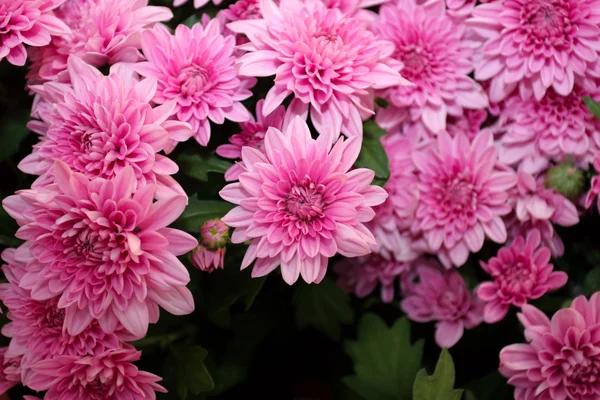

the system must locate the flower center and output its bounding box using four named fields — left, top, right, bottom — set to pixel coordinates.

left=560, top=349, right=600, bottom=394
left=179, top=66, right=210, bottom=97
left=55, top=0, right=84, bottom=30
left=439, top=176, right=477, bottom=213
left=45, top=306, right=66, bottom=330
left=285, top=178, right=326, bottom=222
left=521, top=0, right=570, bottom=43
left=86, top=377, right=111, bottom=399
left=396, top=47, right=430, bottom=81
